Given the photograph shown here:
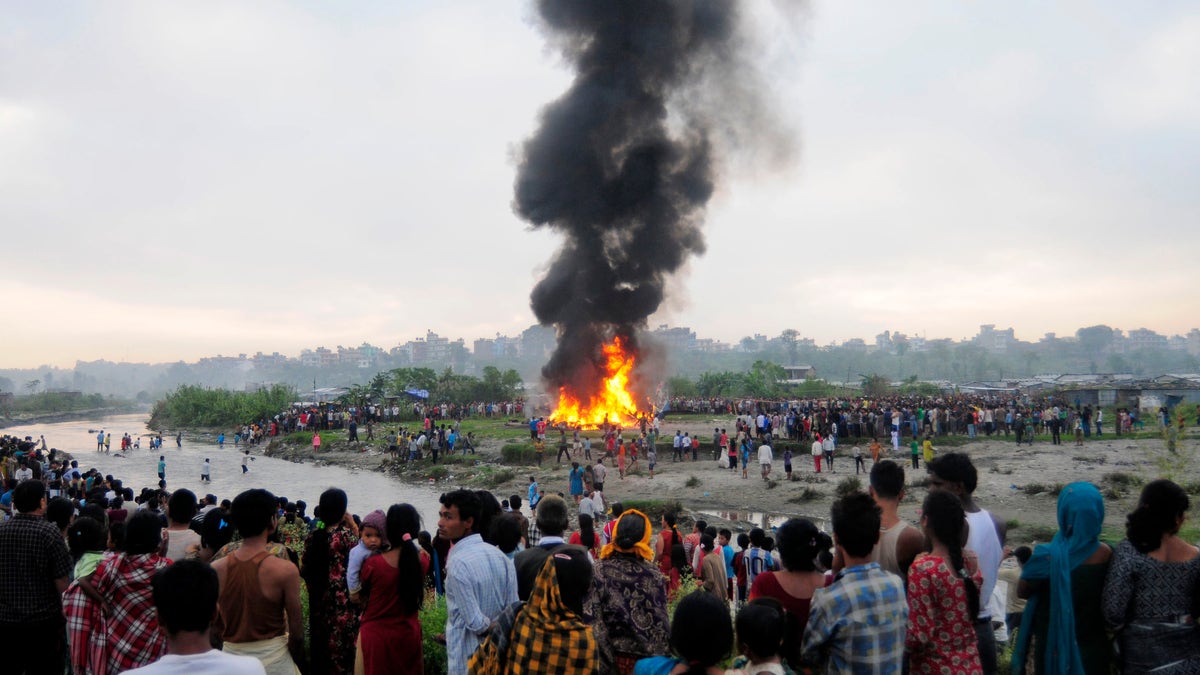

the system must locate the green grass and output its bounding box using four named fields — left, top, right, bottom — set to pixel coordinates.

left=501, top=443, right=539, bottom=465
left=622, top=499, right=684, bottom=520
left=419, top=593, right=448, bottom=674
